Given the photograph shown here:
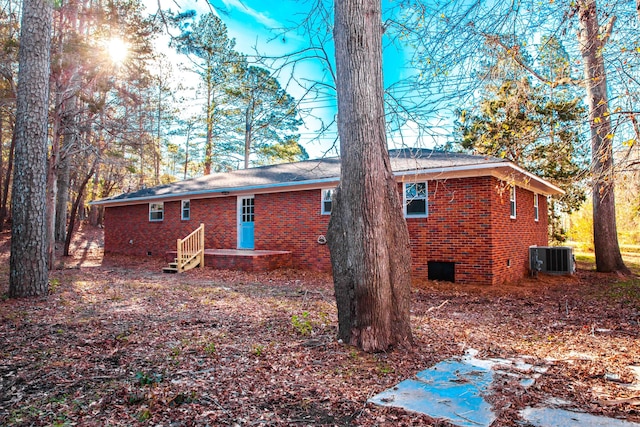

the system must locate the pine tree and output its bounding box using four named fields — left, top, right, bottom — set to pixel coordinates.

left=9, top=0, right=52, bottom=297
